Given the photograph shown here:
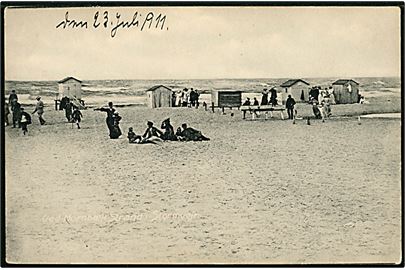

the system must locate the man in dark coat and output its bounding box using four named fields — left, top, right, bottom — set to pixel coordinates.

left=285, top=94, right=296, bottom=119
left=9, top=90, right=18, bottom=111
left=65, top=101, right=73, bottom=122
left=12, top=101, right=21, bottom=128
